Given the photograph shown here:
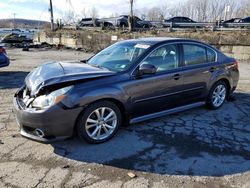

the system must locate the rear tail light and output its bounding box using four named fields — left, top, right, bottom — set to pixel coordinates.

left=0, top=47, right=6, bottom=54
